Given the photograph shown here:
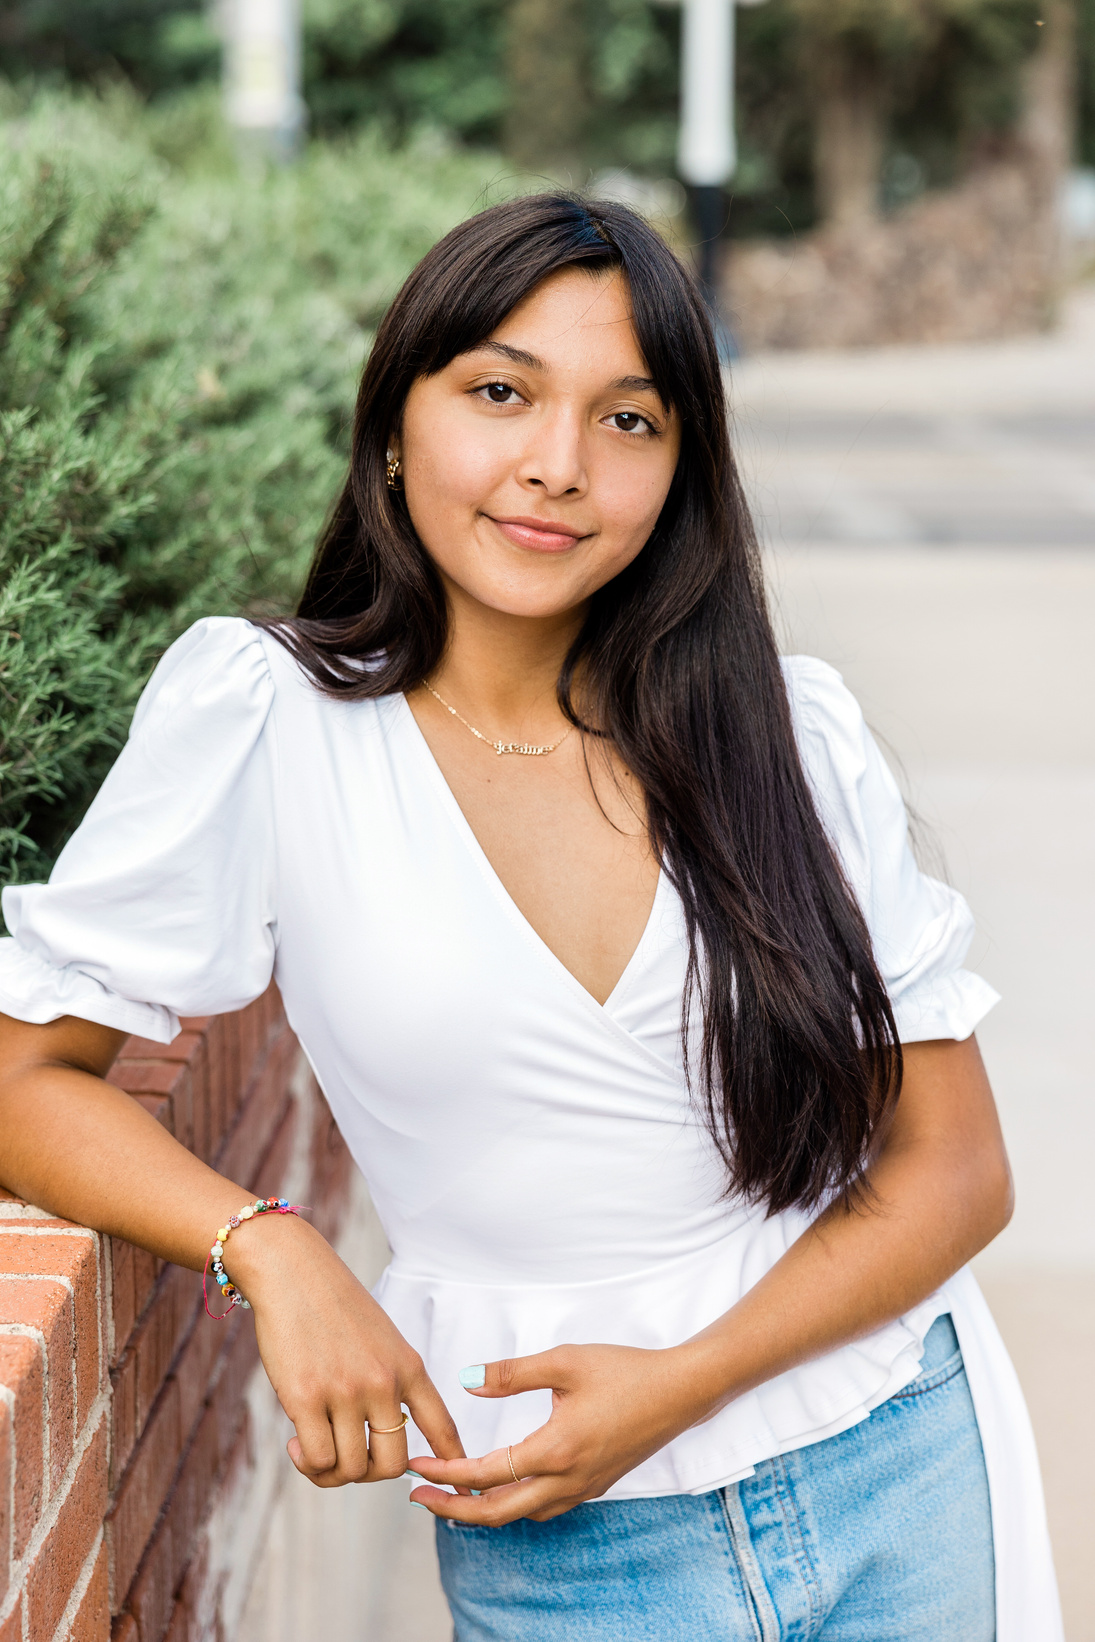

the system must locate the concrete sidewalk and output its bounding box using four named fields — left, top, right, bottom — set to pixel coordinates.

left=740, top=286, right=1095, bottom=1638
